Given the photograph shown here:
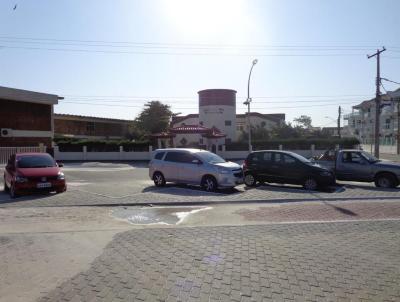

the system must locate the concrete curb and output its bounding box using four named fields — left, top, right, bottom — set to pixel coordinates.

left=1, top=196, right=399, bottom=208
